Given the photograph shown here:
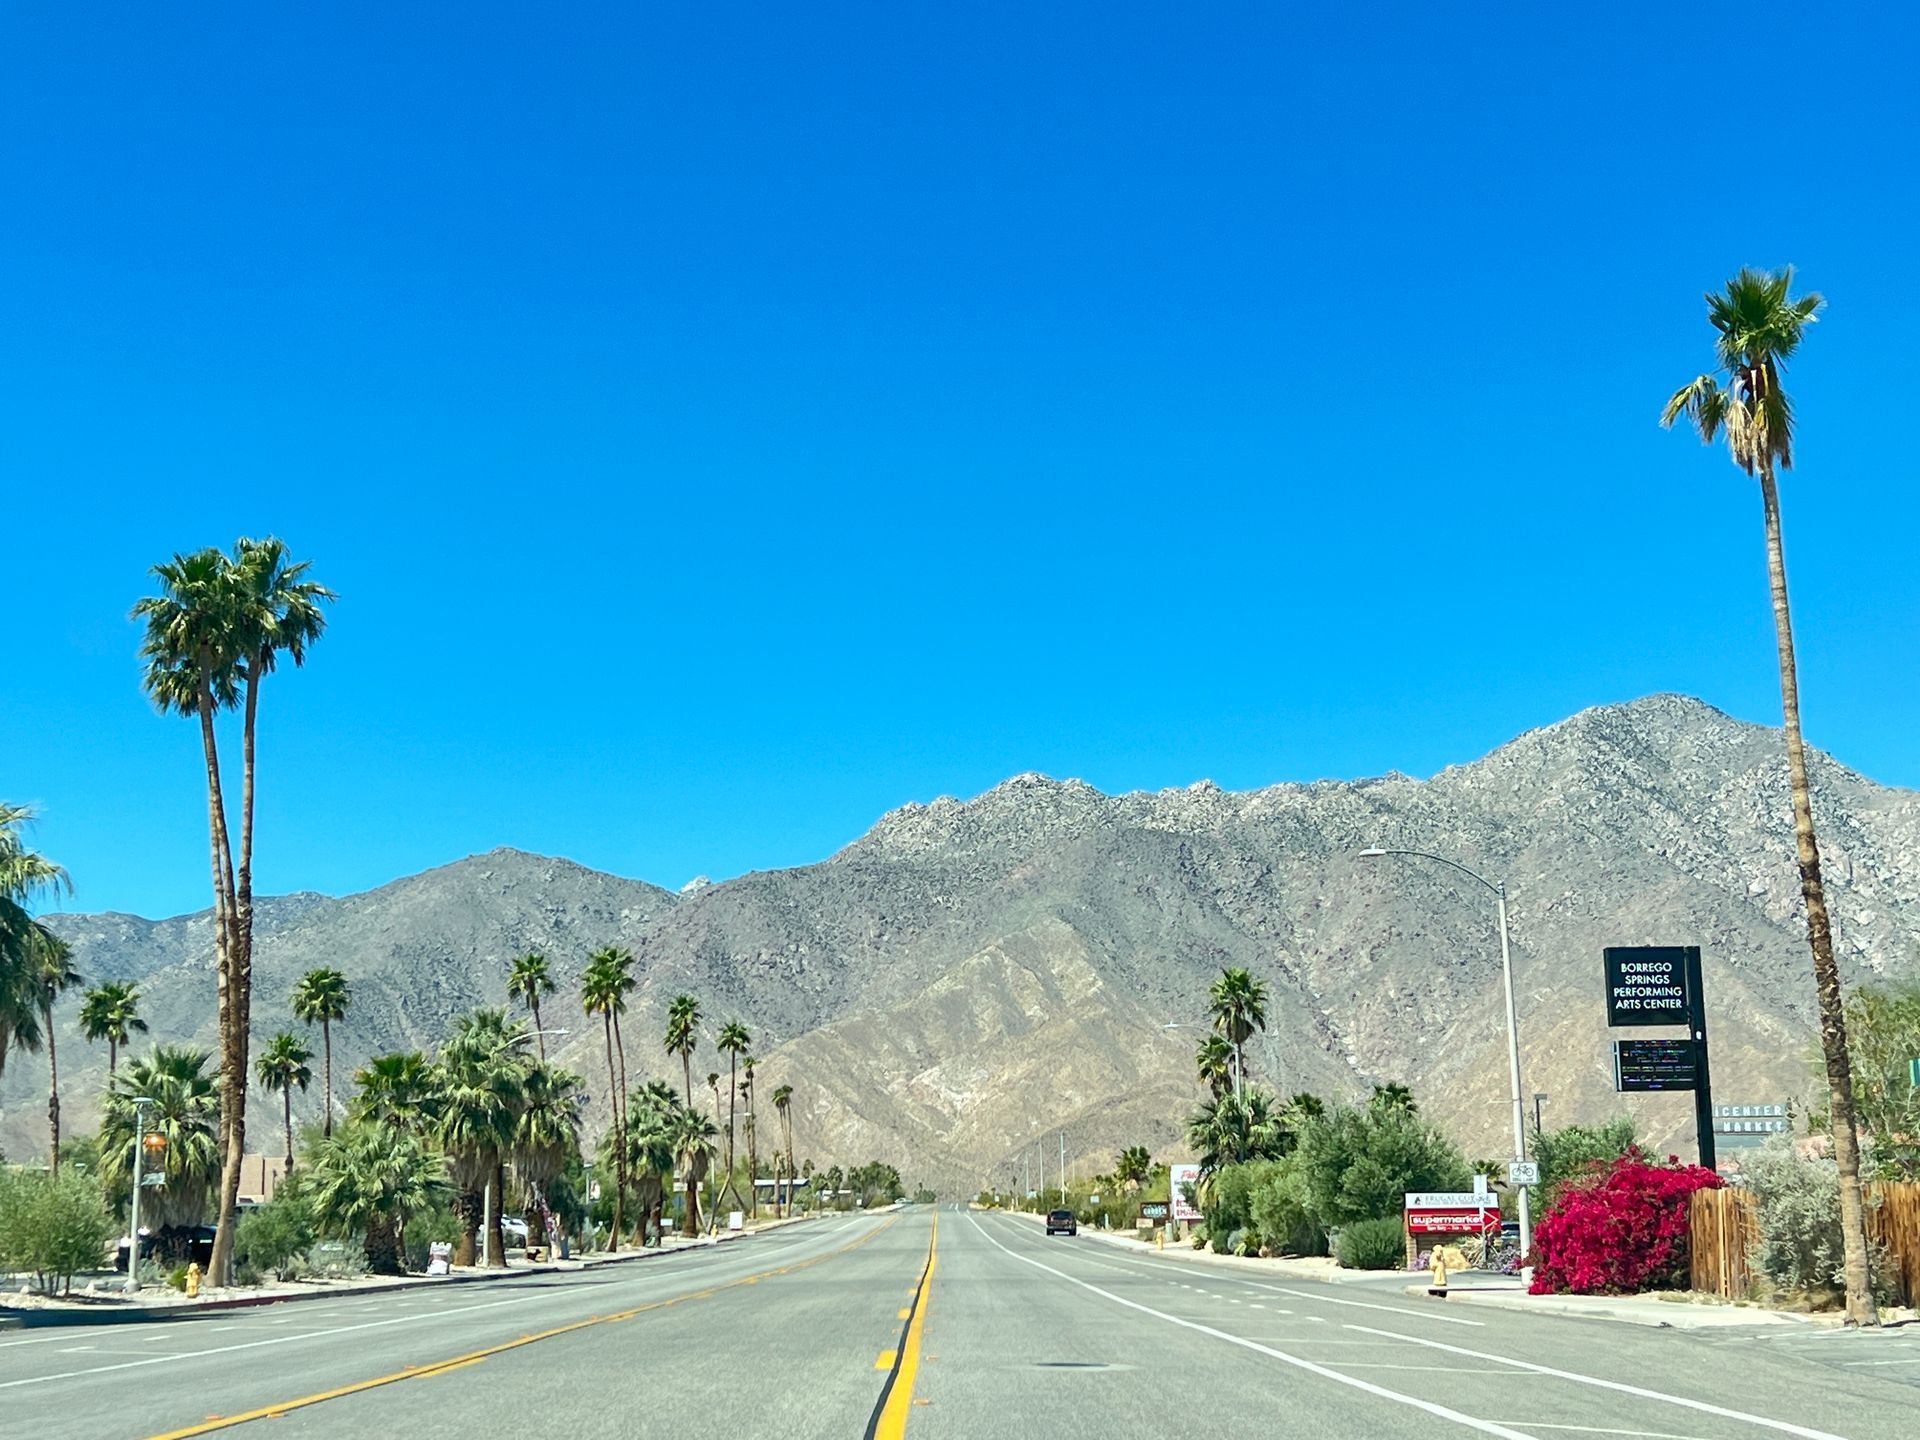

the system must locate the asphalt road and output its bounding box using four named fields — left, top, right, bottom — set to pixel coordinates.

left=4, top=1205, right=1915, bottom=1439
